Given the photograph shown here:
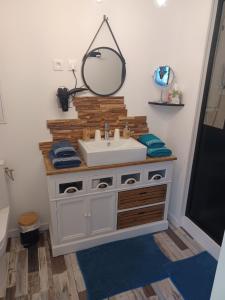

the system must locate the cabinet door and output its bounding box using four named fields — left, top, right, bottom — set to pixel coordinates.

left=89, top=192, right=116, bottom=236
left=57, top=197, right=88, bottom=243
